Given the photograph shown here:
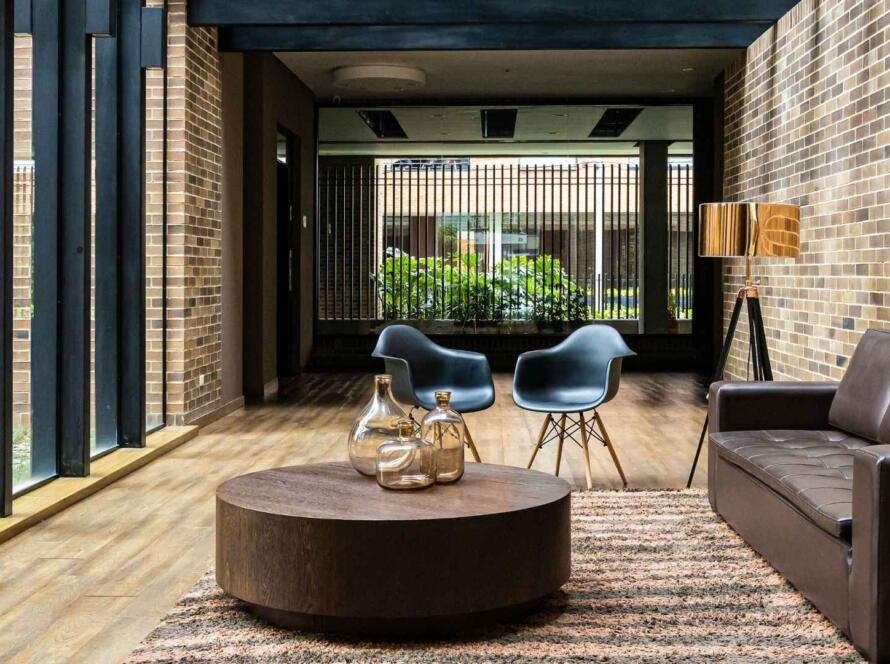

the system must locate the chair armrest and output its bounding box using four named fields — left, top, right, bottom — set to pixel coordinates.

left=850, top=445, right=890, bottom=662
left=512, top=348, right=556, bottom=391
left=709, top=381, right=838, bottom=434
left=439, top=348, right=492, bottom=388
